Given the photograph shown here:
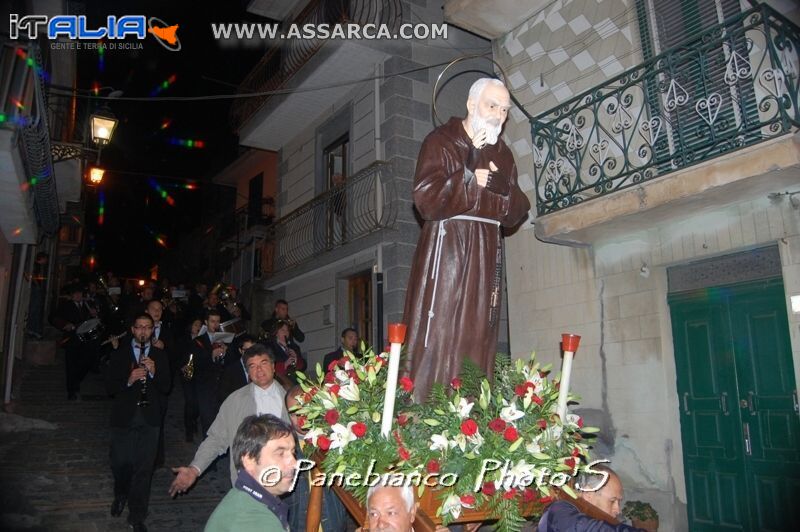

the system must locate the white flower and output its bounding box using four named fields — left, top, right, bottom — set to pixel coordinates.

left=496, top=459, right=536, bottom=491
left=338, top=381, right=360, bottom=402
left=329, top=422, right=356, bottom=452
left=525, top=434, right=542, bottom=454
left=448, top=398, right=474, bottom=419
left=430, top=433, right=450, bottom=452
left=453, top=433, right=467, bottom=452
left=304, top=428, right=324, bottom=446
left=334, top=369, right=350, bottom=383
left=468, top=430, right=484, bottom=452
left=566, top=413, right=581, bottom=427
left=442, top=494, right=463, bottom=519
left=543, top=424, right=563, bottom=443
left=500, top=401, right=525, bottom=423
left=343, top=359, right=354, bottom=371
left=319, top=394, right=336, bottom=410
